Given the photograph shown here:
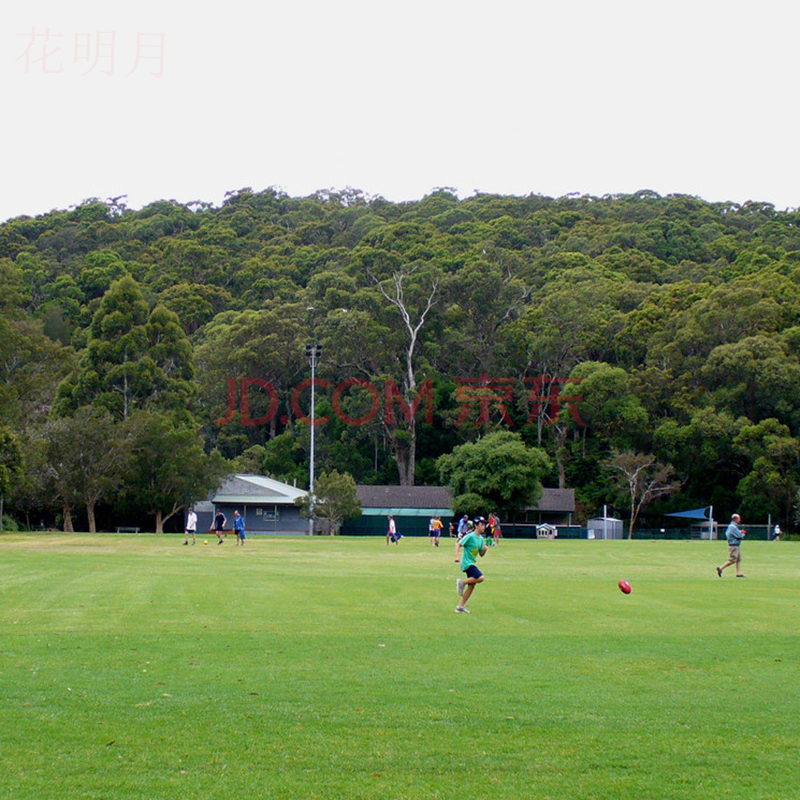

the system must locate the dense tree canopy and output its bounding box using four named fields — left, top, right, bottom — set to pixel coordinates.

left=437, top=431, right=551, bottom=518
left=0, top=425, right=24, bottom=530
left=4, top=187, right=800, bottom=530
